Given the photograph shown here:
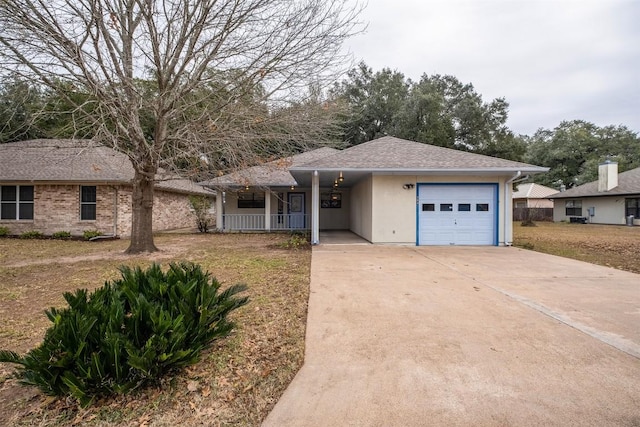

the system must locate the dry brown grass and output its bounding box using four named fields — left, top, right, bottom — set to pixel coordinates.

left=0, top=233, right=311, bottom=426
left=513, top=221, right=640, bottom=274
